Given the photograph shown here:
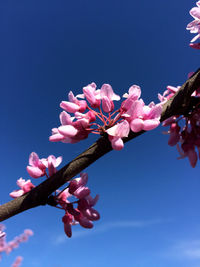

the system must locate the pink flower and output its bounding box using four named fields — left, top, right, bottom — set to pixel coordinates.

left=69, top=173, right=90, bottom=199
left=121, top=85, right=141, bottom=111
left=106, top=120, right=130, bottom=150
left=26, top=152, right=47, bottom=178
left=158, top=85, right=180, bottom=103
left=62, top=212, right=73, bottom=238
left=56, top=173, right=100, bottom=238
left=27, top=152, right=62, bottom=178
left=98, top=84, right=120, bottom=113
left=78, top=194, right=100, bottom=221
left=49, top=111, right=78, bottom=143
left=187, top=1, right=200, bottom=45
left=41, top=155, right=62, bottom=177
left=180, top=143, right=198, bottom=168
left=60, top=91, right=87, bottom=113
left=74, top=213, right=93, bottom=228
left=82, top=82, right=101, bottom=108
left=167, top=123, right=181, bottom=146
left=10, top=178, right=35, bottom=198
left=127, top=101, right=162, bottom=132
